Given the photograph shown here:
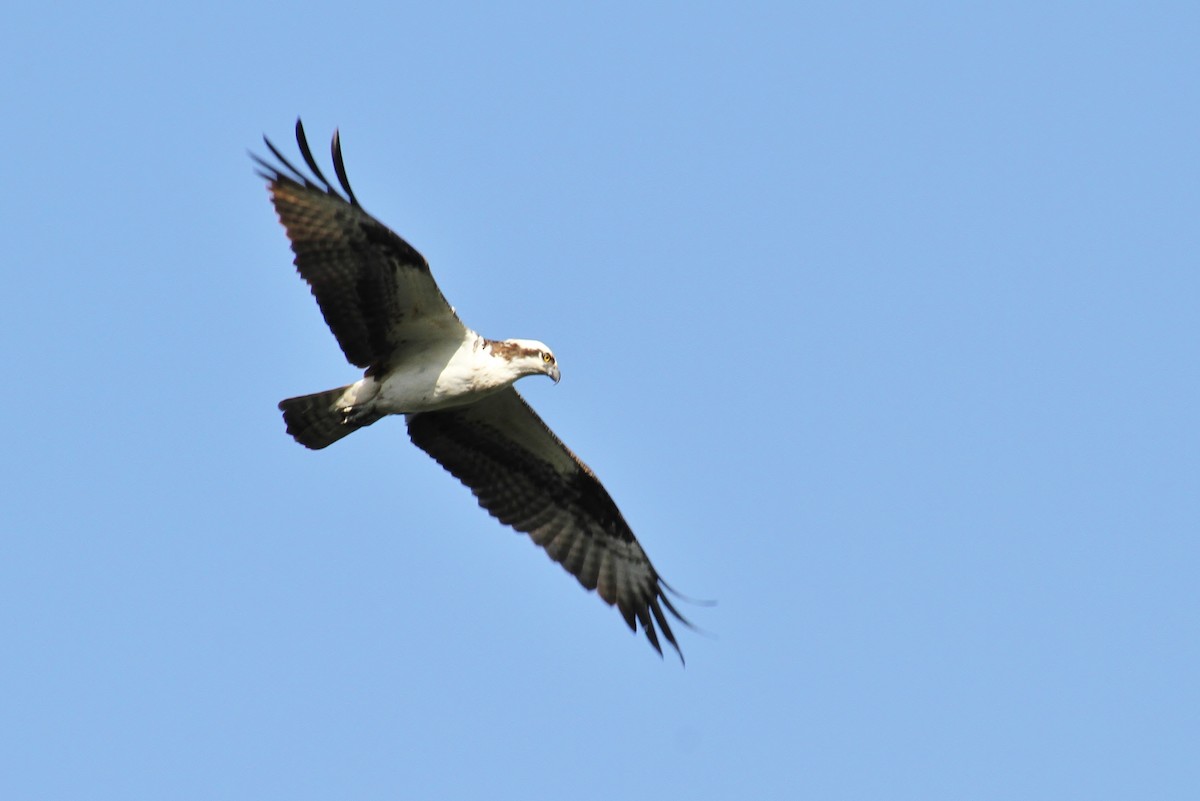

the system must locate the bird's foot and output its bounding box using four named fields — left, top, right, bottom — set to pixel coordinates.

left=340, top=405, right=373, bottom=426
